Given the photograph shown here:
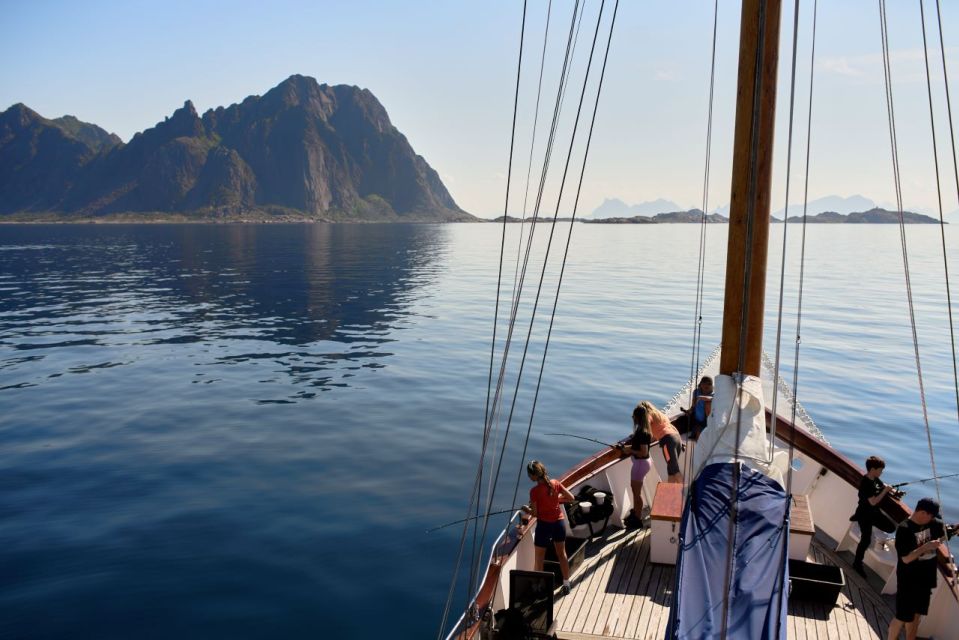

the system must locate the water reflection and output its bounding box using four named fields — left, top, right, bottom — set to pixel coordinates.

left=0, top=223, right=448, bottom=398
